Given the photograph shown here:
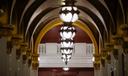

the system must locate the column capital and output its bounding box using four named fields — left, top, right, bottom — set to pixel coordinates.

left=105, top=43, right=114, bottom=51
left=20, top=42, right=28, bottom=64
left=11, top=34, right=23, bottom=46
left=101, top=48, right=108, bottom=59
left=119, top=24, right=128, bottom=37
left=93, top=54, right=101, bottom=63
left=93, top=62, right=100, bottom=70
left=32, top=54, right=39, bottom=70
left=0, top=25, right=14, bottom=38
left=112, top=35, right=124, bottom=49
